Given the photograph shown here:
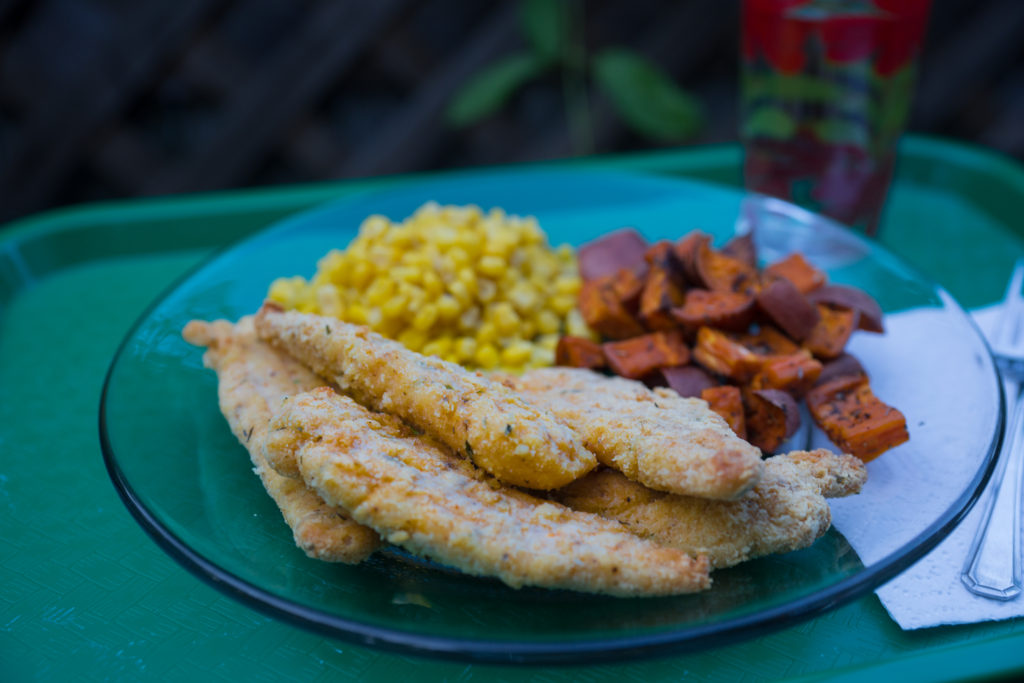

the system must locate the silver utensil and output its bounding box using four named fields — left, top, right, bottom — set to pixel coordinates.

left=961, top=258, right=1024, bottom=600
